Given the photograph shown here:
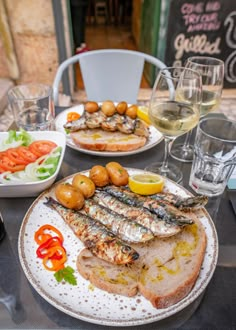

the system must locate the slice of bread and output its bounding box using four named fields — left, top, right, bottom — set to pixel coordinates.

left=77, top=248, right=141, bottom=297
left=138, top=214, right=207, bottom=308
left=70, top=129, right=147, bottom=152
left=76, top=214, right=207, bottom=308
